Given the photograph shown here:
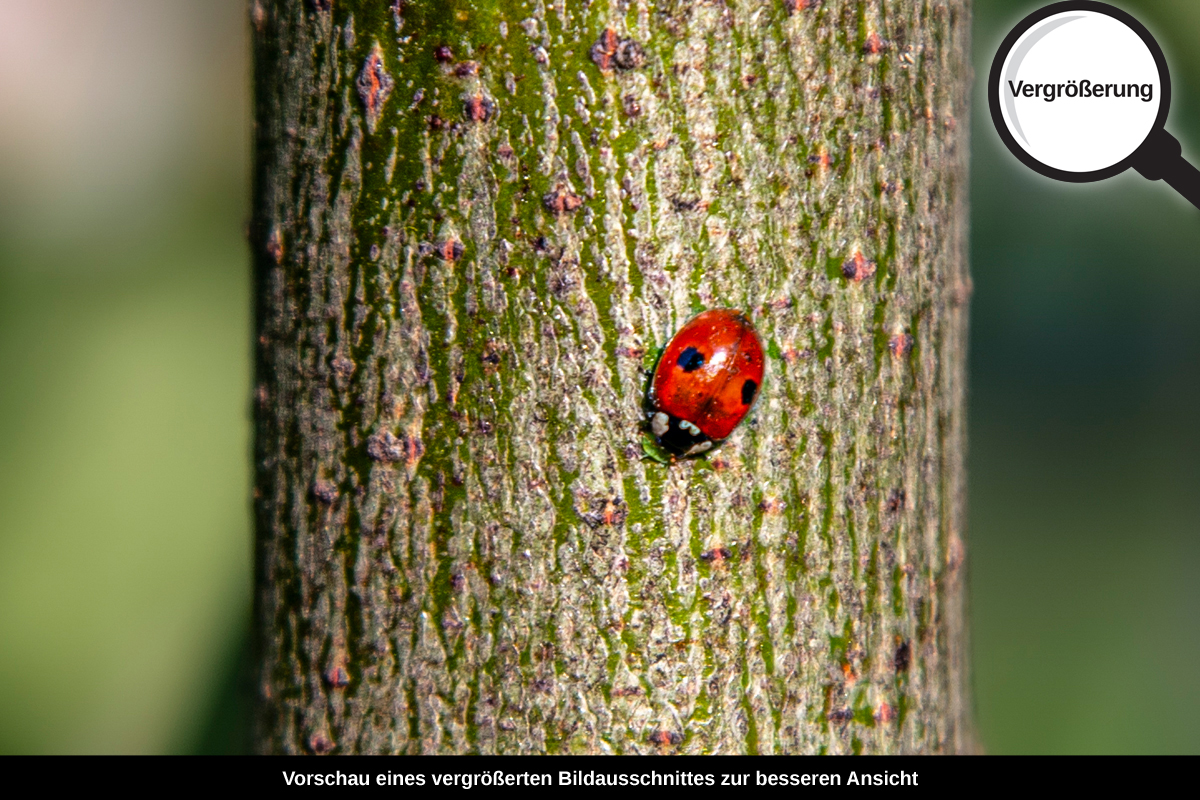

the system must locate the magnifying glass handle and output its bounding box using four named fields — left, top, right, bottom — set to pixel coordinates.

left=1132, top=129, right=1200, bottom=211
